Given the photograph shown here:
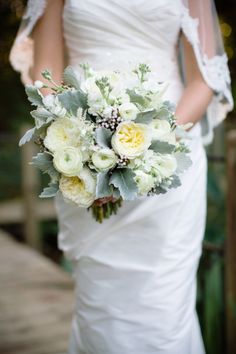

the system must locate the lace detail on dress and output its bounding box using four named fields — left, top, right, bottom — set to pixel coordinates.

left=180, top=6, right=233, bottom=144
left=23, top=0, right=47, bottom=21
left=9, top=0, right=48, bottom=85
left=181, top=8, right=199, bottom=46
left=202, top=54, right=231, bottom=93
